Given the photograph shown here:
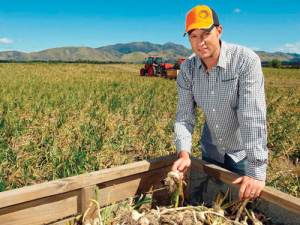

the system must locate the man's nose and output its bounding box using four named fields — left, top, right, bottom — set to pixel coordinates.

left=197, top=38, right=205, bottom=47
